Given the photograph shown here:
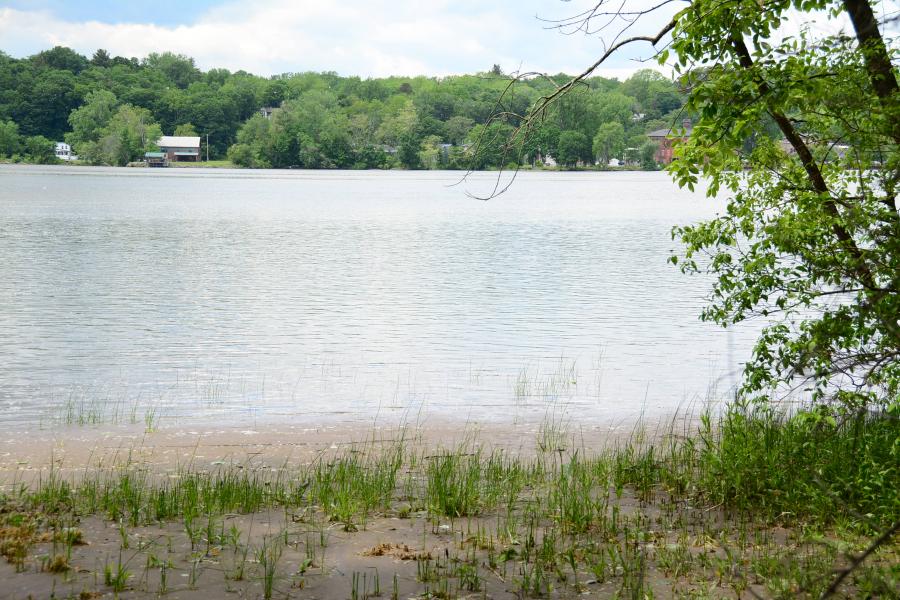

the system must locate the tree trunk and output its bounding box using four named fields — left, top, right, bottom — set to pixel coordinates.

left=842, top=0, right=900, bottom=214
